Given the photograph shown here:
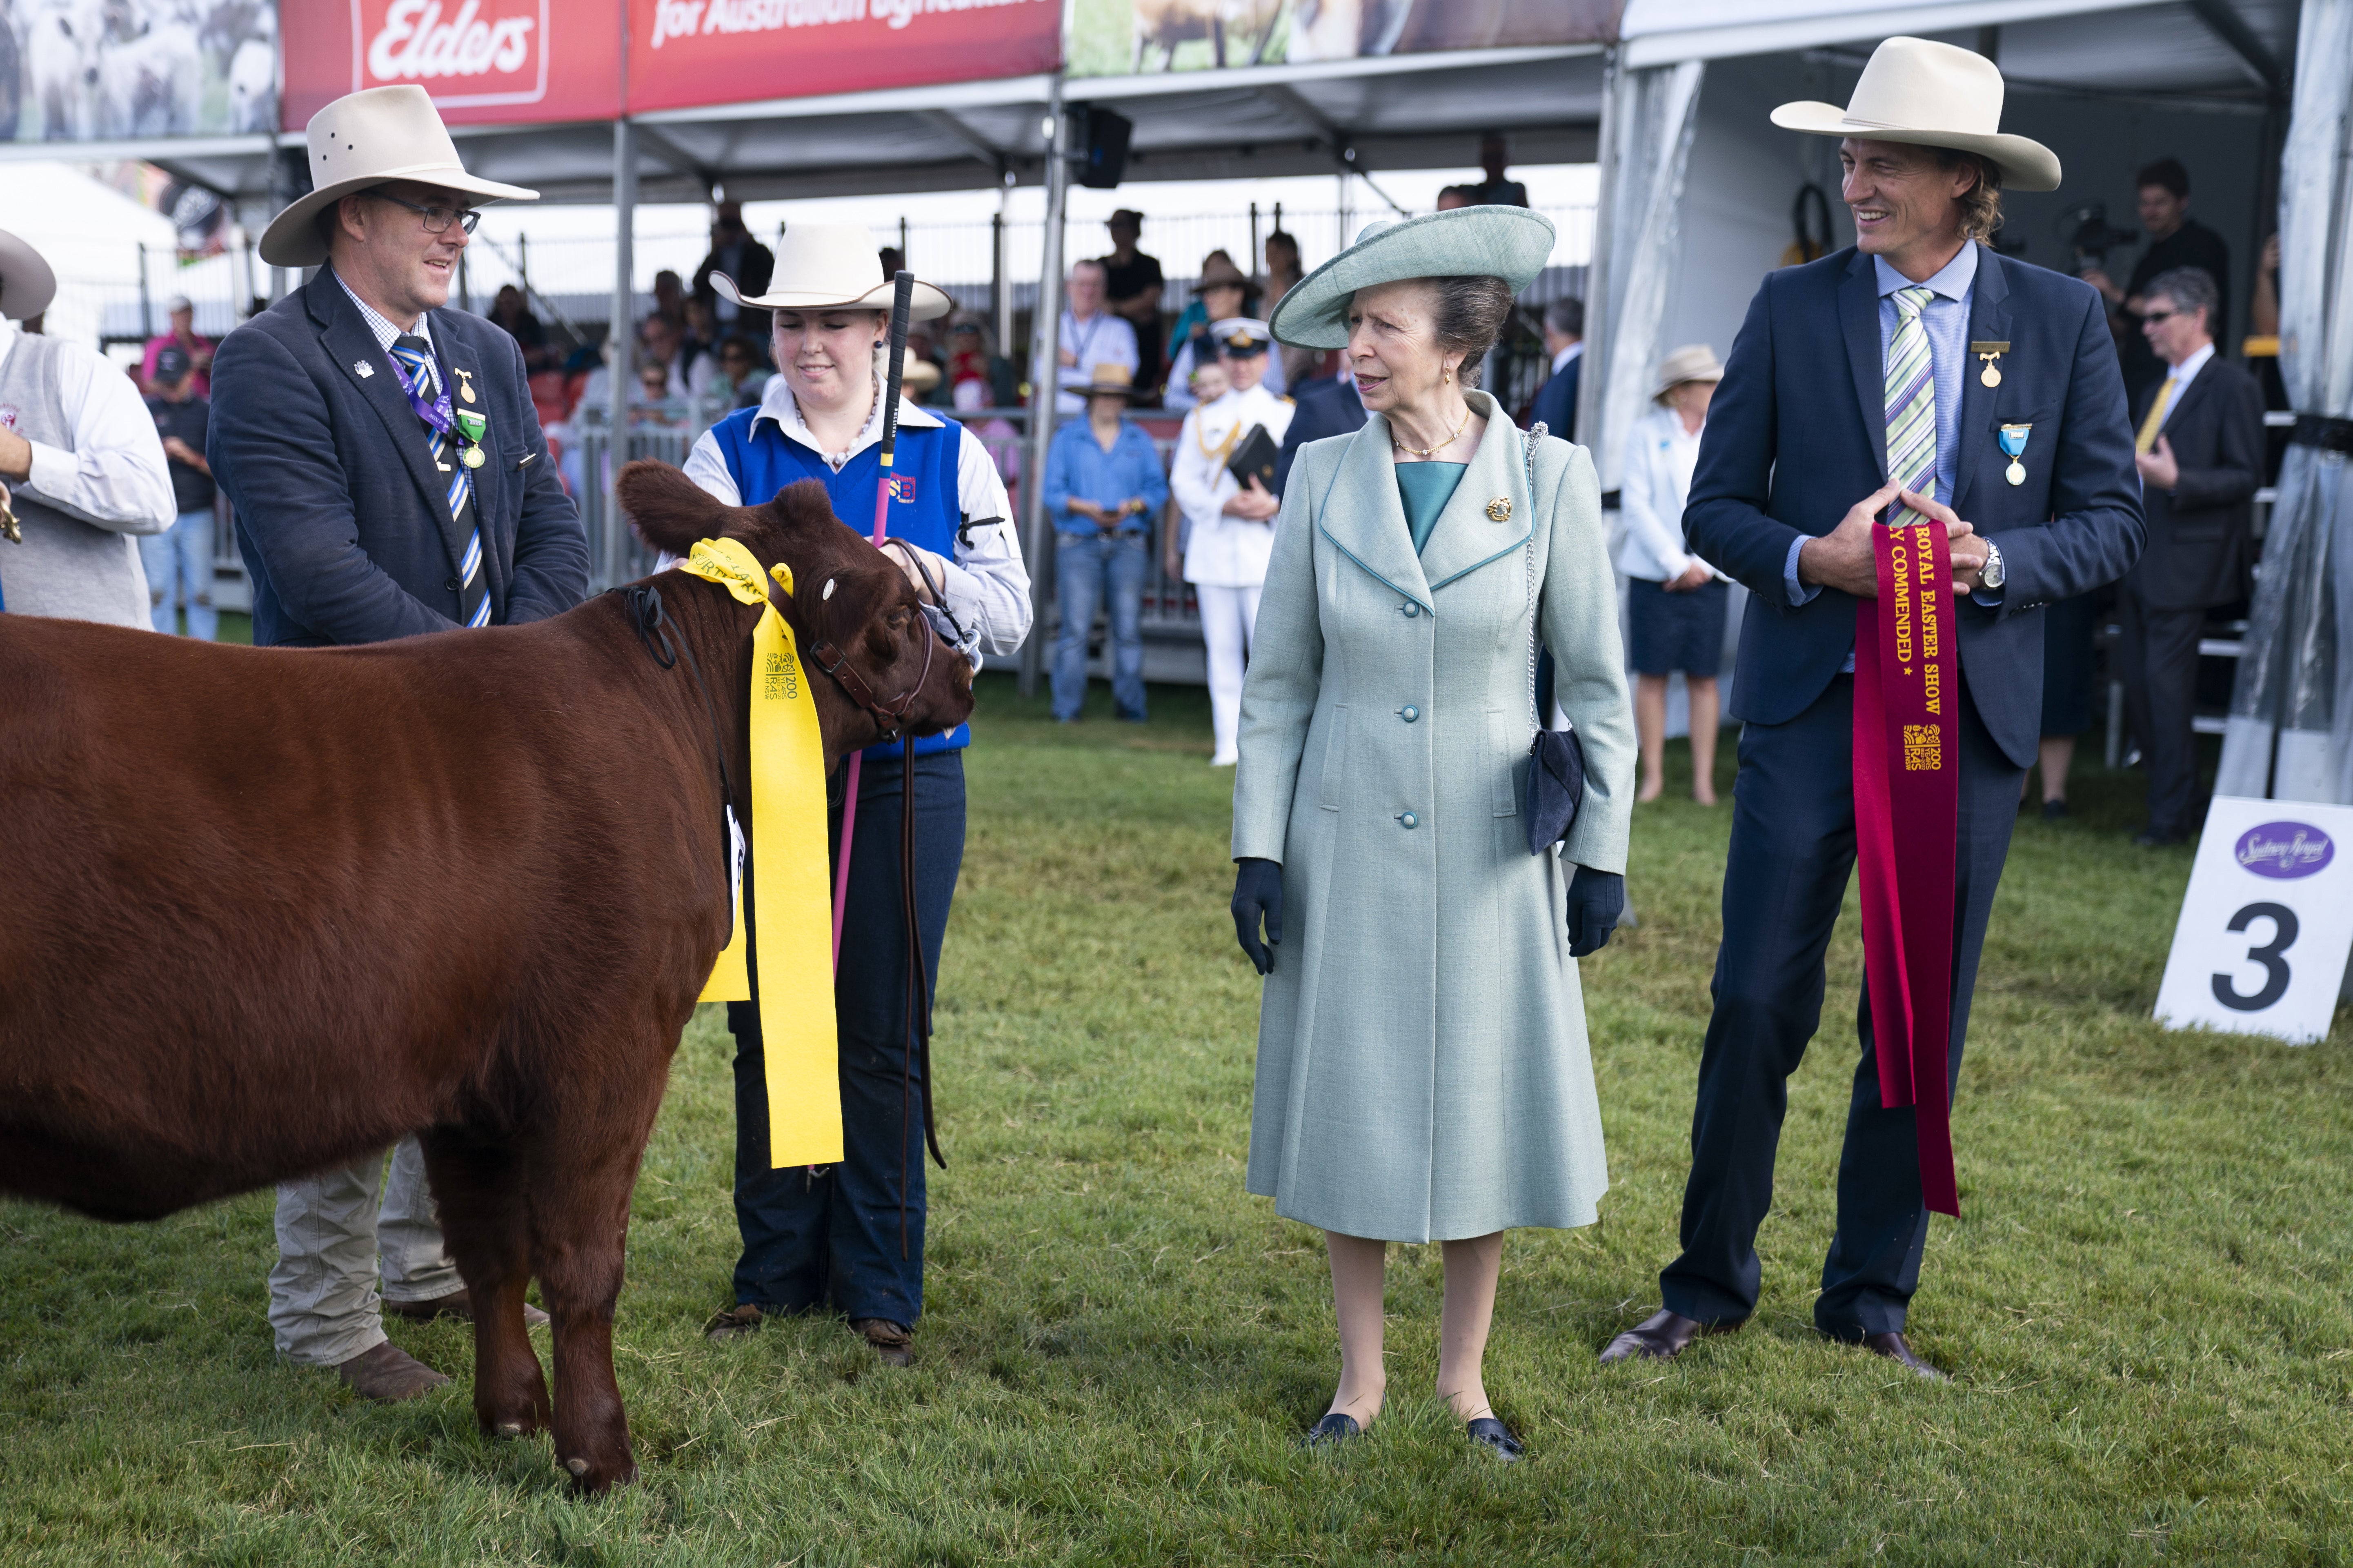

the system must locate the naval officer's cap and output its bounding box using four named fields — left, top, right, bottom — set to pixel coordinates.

left=1210, top=318, right=1272, bottom=358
